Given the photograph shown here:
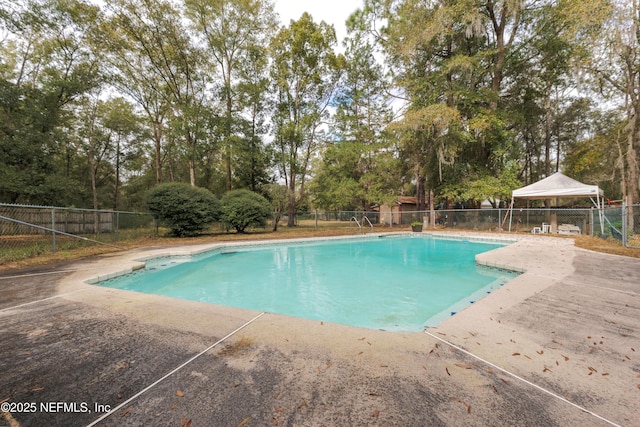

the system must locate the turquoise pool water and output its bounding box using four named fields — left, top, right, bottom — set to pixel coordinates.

left=98, top=236, right=518, bottom=331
